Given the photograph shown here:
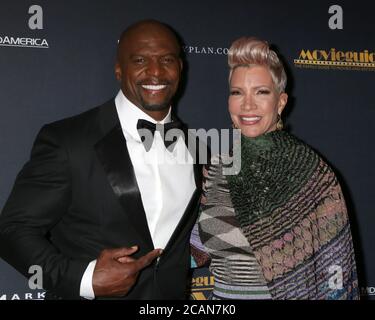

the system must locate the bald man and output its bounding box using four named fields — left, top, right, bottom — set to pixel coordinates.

left=0, top=20, right=204, bottom=300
